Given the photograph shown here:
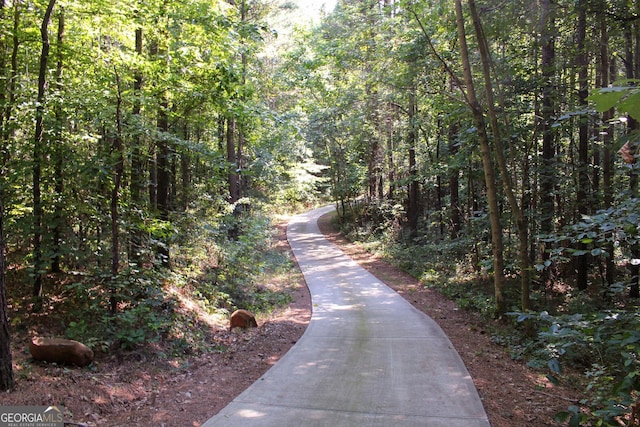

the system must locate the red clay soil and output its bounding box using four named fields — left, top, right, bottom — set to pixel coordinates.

left=1, top=214, right=581, bottom=426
